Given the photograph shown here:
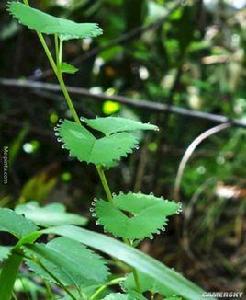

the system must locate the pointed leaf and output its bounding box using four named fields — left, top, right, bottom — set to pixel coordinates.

left=0, top=208, right=38, bottom=239
left=15, top=202, right=87, bottom=227
left=83, top=117, right=159, bottom=135
left=26, top=237, right=109, bottom=287
left=95, top=192, right=182, bottom=239
left=61, top=63, right=79, bottom=74
left=57, top=120, right=139, bottom=166
left=7, top=2, right=103, bottom=41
